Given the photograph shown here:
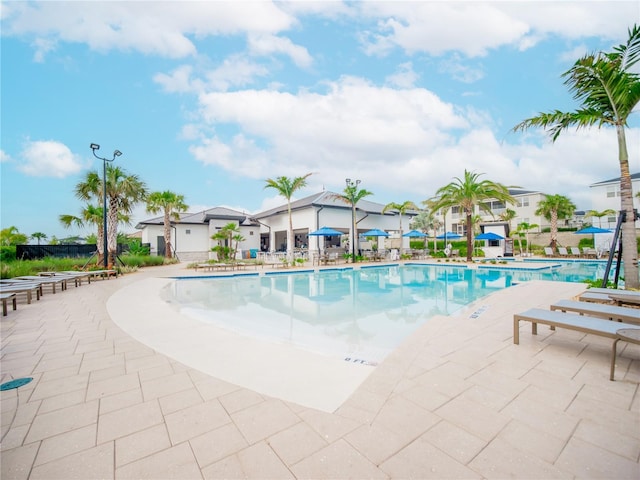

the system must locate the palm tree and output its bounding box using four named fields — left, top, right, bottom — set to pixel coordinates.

left=514, top=222, right=538, bottom=256
left=0, top=226, right=28, bottom=246
left=382, top=200, right=419, bottom=253
left=332, top=182, right=374, bottom=262
left=30, top=232, right=47, bottom=245
left=264, top=173, right=313, bottom=262
left=513, top=24, right=639, bottom=288
left=535, top=194, right=576, bottom=250
left=410, top=209, right=438, bottom=251
left=499, top=208, right=518, bottom=236
left=75, top=166, right=146, bottom=266
left=211, top=222, right=241, bottom=261
left=428, top=170, right=517, bottom=262
left=146, top=190, right=189, bottom=259
left=585, top=209, right=616, bottom=229
left=60, top=205, right=129, bottom=261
